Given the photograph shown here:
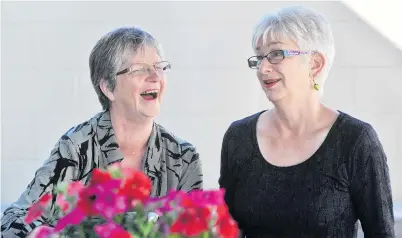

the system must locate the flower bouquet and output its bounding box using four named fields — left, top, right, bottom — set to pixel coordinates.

left=25, top=164, right=239, bottom=238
